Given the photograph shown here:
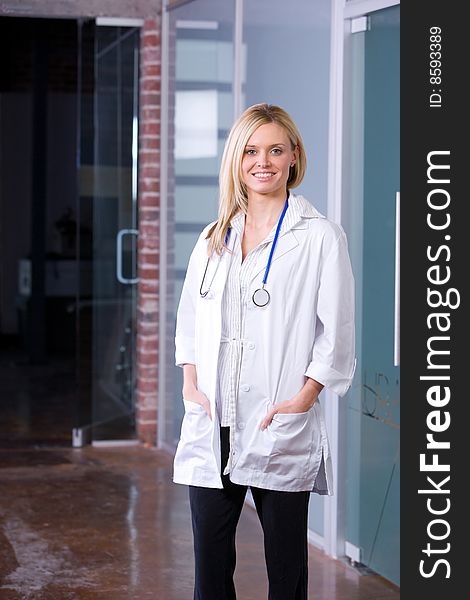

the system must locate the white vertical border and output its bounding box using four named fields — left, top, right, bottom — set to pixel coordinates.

left=324, top=0, right=400, bottom=559
left=327, top=0, right=346, bottom=228
left=340, top=21, right=366, bottom=560
left=233, top=0, right=244, bottom=121
left=158, top=0, right=170, bottom=448
left=394, top=191, right=400, bottom=366
left=323, top=0, right=346, bottom=560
